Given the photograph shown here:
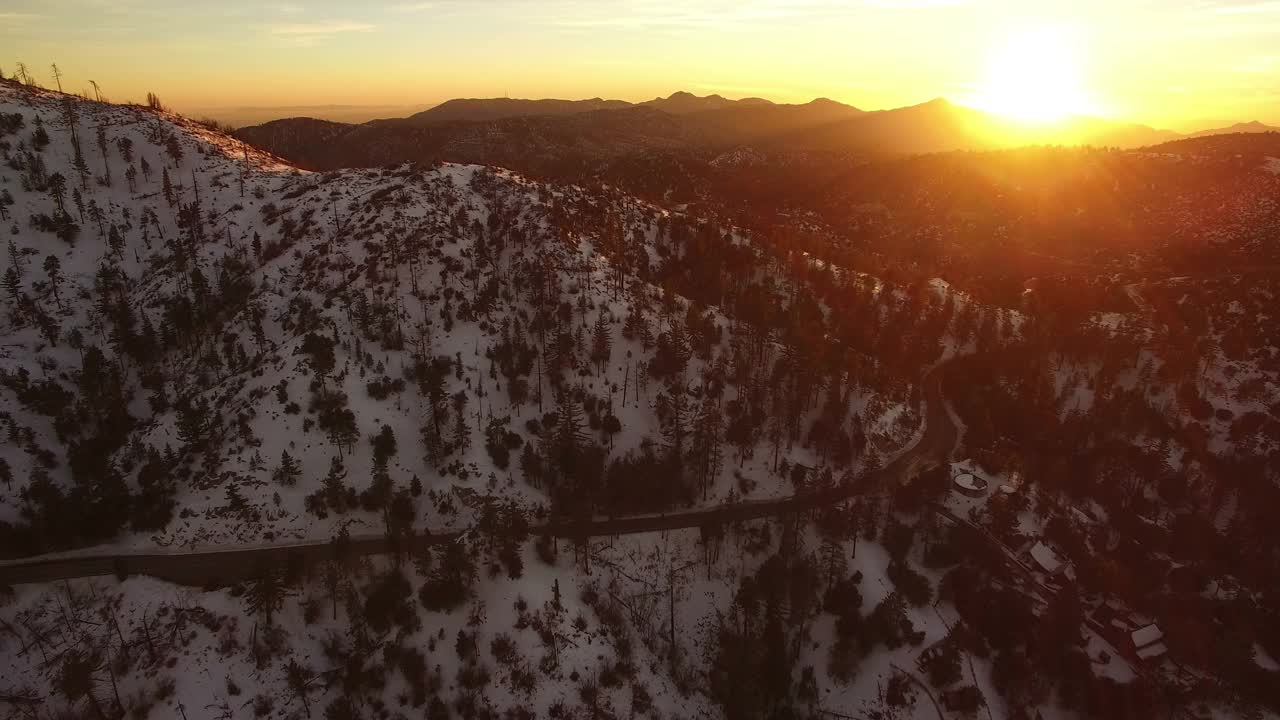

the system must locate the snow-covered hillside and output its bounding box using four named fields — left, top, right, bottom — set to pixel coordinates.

left=2, top=81, right=1276, bottom=720
left=0, top=80, right=959, bottom=720
left=0, top=79, right=920, bottom=555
